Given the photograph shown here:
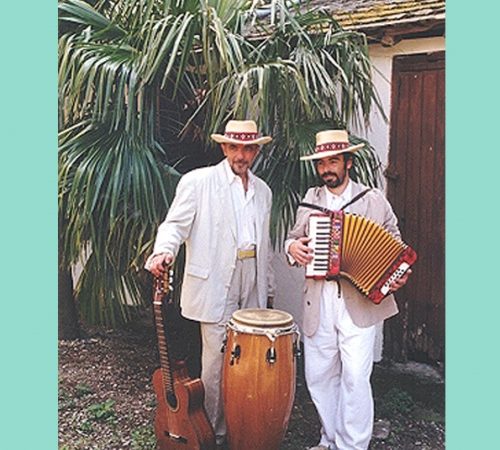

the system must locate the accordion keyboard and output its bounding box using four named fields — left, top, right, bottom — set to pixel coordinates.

left=306, top=215, right=331, bottom=279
